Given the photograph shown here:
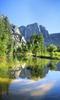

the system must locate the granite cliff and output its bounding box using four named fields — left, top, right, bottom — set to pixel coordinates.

left=11, top=22, right=60, bottom=46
